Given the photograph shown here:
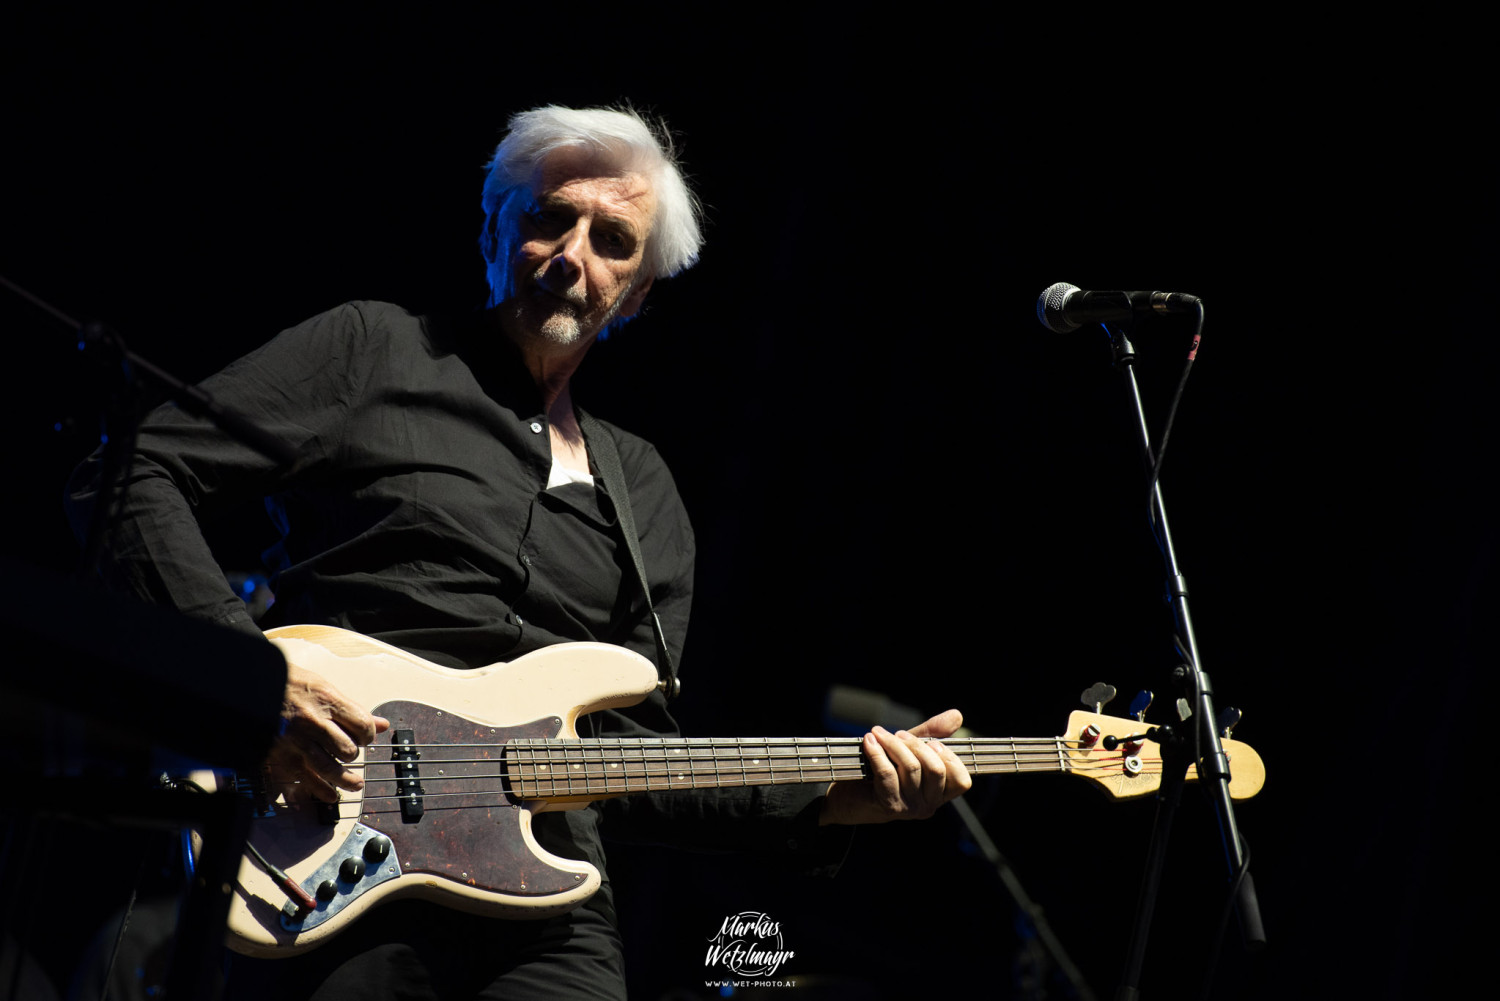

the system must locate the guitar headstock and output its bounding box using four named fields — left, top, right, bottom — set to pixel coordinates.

left=1062, top=711, right=1265, bottom=801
